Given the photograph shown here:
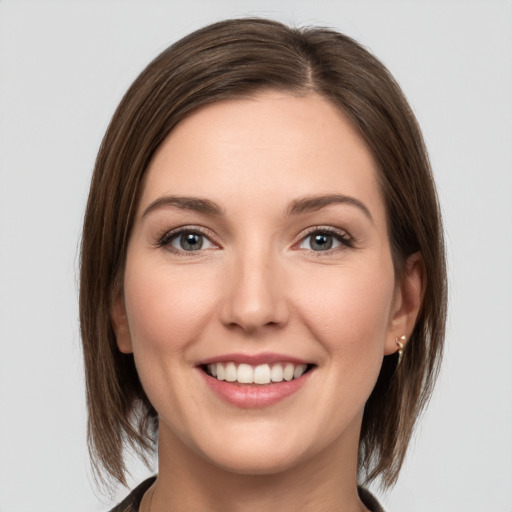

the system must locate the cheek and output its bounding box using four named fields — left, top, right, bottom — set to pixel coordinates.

left=123, top=259, right=218, bottom=356
left=294, top=257, right=395, bottom=360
